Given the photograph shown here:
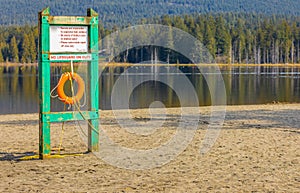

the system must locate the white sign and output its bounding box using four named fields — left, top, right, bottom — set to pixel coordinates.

left=50, top=26, right=88, bottom=53
left=49, top=54, right=92, bottom=61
